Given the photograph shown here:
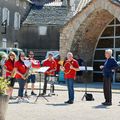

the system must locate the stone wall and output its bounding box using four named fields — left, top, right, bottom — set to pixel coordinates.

left=0, top=0, right=30, bottom=48
left=60, top=0, right=120, bottom=82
